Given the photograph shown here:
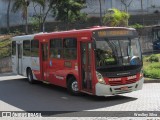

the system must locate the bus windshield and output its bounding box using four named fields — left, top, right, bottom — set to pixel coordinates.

left=95, top=38, right=142, bottom=71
